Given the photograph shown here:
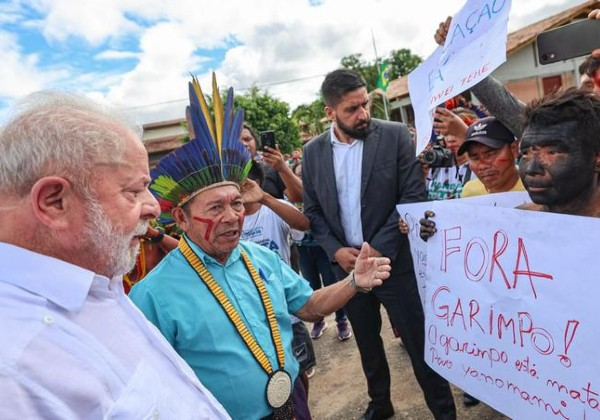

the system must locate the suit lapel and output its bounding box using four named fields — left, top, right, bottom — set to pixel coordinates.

left=319, top=133, right=339, bottom=210
left=318, top=132, right=344, bottom=239
left=361, top=121, right=380, bottom=198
